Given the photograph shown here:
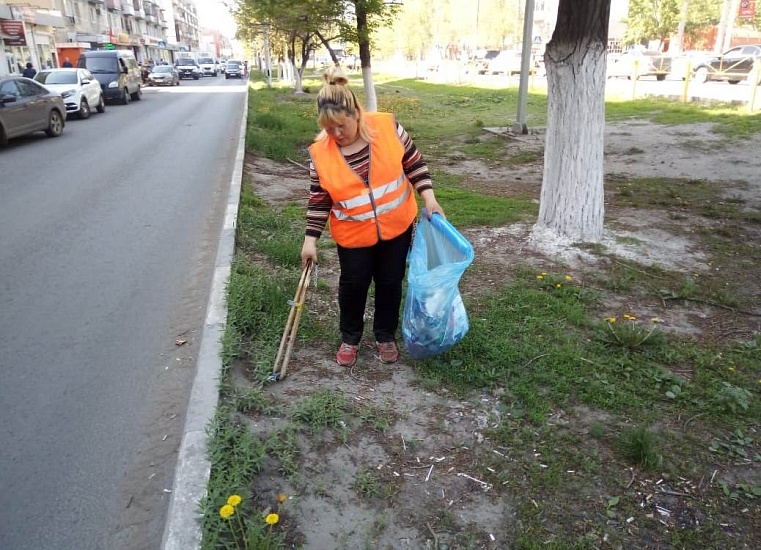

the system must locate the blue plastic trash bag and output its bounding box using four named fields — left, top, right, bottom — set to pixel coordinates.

left=402, top=210, right=475, bottom=359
